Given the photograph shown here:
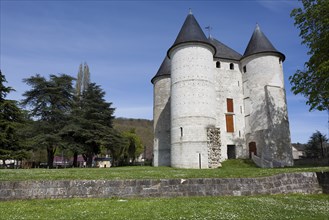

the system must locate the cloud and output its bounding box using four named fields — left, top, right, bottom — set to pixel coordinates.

left=257, top=0, right=299, bottom=13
